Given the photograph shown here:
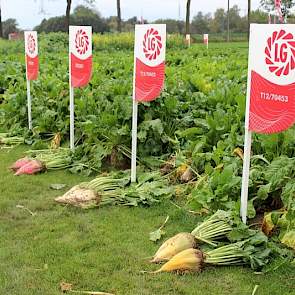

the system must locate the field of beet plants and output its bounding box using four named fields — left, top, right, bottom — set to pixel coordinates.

left=0, top=33, right=294, bottom=294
